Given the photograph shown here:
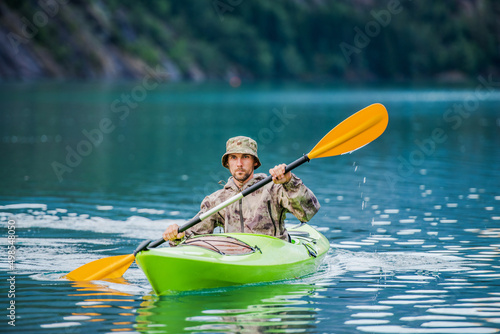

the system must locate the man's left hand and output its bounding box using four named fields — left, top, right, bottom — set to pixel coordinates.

left=269, top=163, right=292, bottom=184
